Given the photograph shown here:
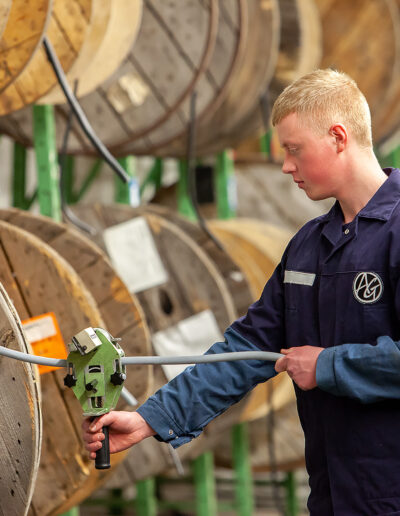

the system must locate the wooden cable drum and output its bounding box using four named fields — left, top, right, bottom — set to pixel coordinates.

left=154, top=0, right=281, bottom=158
left=315, top=0, right=400, bottom=143
left=53, top=0, right=218, bottom=154
left=370, top=0, right=400, bottom=144
left=70, top=204, right=263, bottom=483
left=0, top=220, right=129, bottom=516
left=0, top=0, right=218, bottom=152
left=39, top=0, right=143, bottom=103
left=140, top=203, right=254, bottom=317
left=0, top=0, right=92, bottom=116
left=190, top=0, right=321, bottom=157
left=0, top=0, right=11, bottom=41
left=0, top=283, right=41, bottom=516
left=0, top=207, right=153, bottom=406
left=110, top=0, right=248, bottom=157
left=0, top=0, right=51, bottom=94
